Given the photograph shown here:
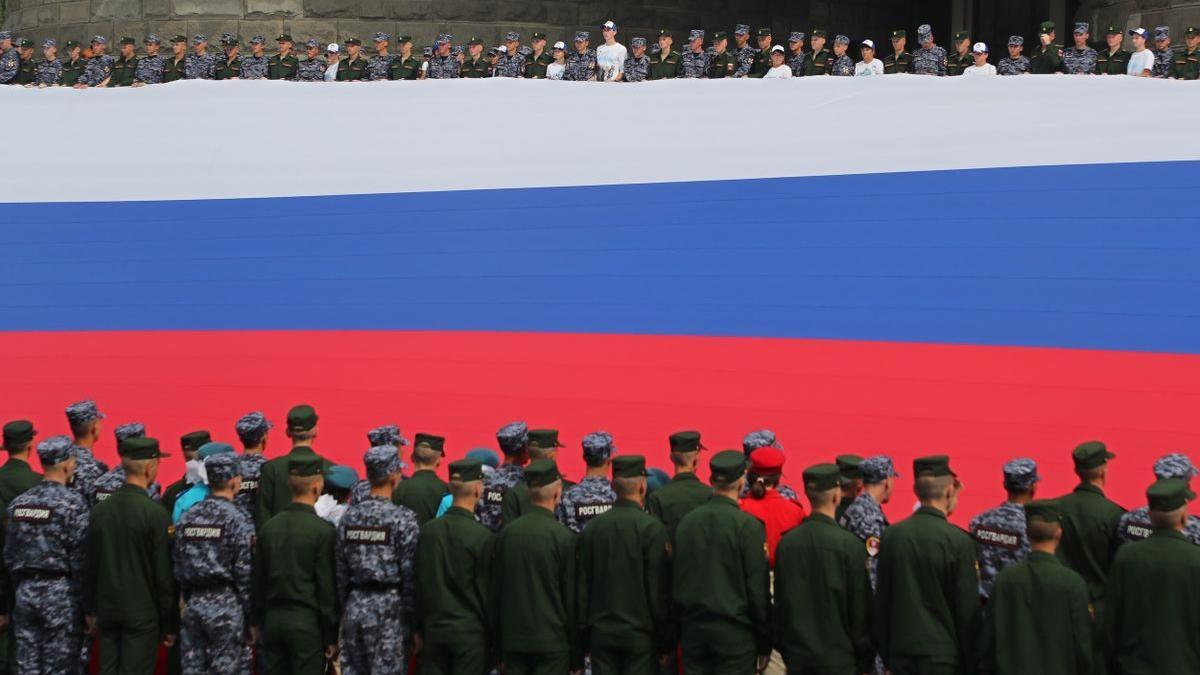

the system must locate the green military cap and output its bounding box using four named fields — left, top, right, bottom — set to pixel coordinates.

left=120, top=437, right=168, bottom=460
left=836, top=454, right=864, bottom=481
left=658, top=28, right=672, bottom=37
left=1187, top=27, right=1199, bottom=36
left=1072, top=441, right=1114, bottom=470
left=1023, top=499, right=1061, bottom=524
left=710, top=450, right=749, bottom=482
left=669, top=430, right=704, bottom=453
left=913, top=455, right=956, bottom=478
left=65, top=40, right=80, bottom=48
left=756, top=28, right=772, bottom=37
left=953, top=30, right=969, bottom=41
left=1039, top=20, right=1055, bottom=33
left=344, top=36, right=362, bottom=45
left=1147, top=477, right=1196, bottom=512
left=119, top=36, right=136, bottom=45
left=180, top=430, right=212, bottom=452
left=286, top=404, right=318, bottom=432
left=712, top=31, right=728, bottom=41
left=16, top=38, right=33, bottom=48
left=532, top=32, right=547, bottom=41
left=413, top=433, right=446, bottom=453
left=467, top=36, right=483, bottom=46
left=170, top=34, right=187, bottom=43
left=890, top=29, right=906, bottom=39
left=812, top=28, right=828, bottom=38
left=802, top=463, right=841, bottom=491
left=448, top=458, right=484, bottom=482
left=2, top=420, right=36, bottom=447
left=397, top=35, right=412, bottom=43
left=1104, top=25, right=1121, bottom=35
left=525, top=458, right=560, bottom=487
left=528, top=429, right=564, bottom=450
left=288, top=456, right=323, bottom=477
left=612, top=455, right=648, bottom=478
left=276, top=33, right=293, bottom=42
